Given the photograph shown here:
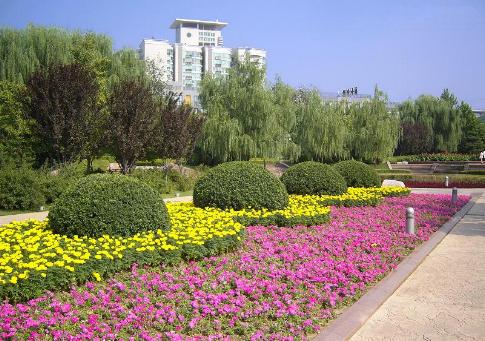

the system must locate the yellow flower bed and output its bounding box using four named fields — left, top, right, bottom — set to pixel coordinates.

left=0, top=204, right=244, bottom=301
left=0, top=186, right=408, bottom=301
